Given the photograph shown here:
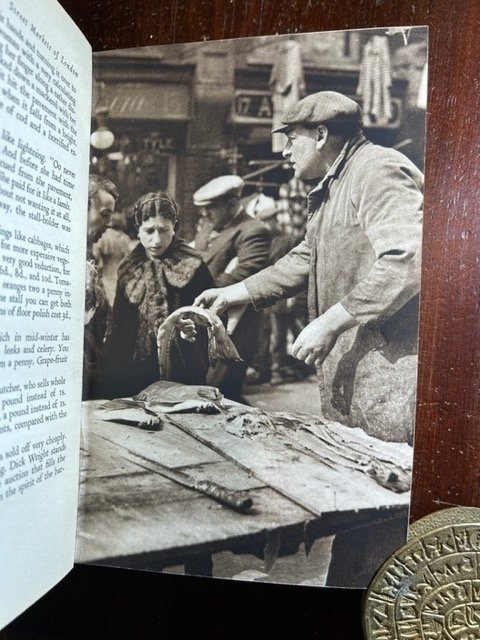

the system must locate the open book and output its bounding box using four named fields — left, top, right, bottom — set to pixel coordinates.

left=0, top=0, right=427, bottom=629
